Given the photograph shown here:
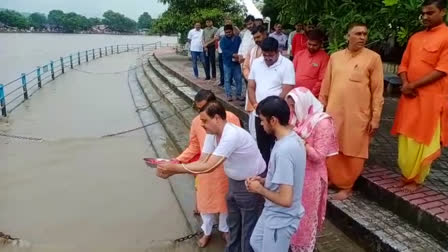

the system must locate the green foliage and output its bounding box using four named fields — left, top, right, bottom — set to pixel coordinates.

left=263, top=0, right=428, bottom=53
left=103, top=10, right=137, bottom=33
left=62, top=12, right=90, bottom=32
left=48, top=10, right=65, bottom=28
left=138, top=12, right=153, bottom=29
left=28, top=13, right=47, bottom=30
left=89, top=17, right=102, bottom=27
left=153, top=0, right=246, bottom=44
left=0, top=9, right=30, bottom=29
